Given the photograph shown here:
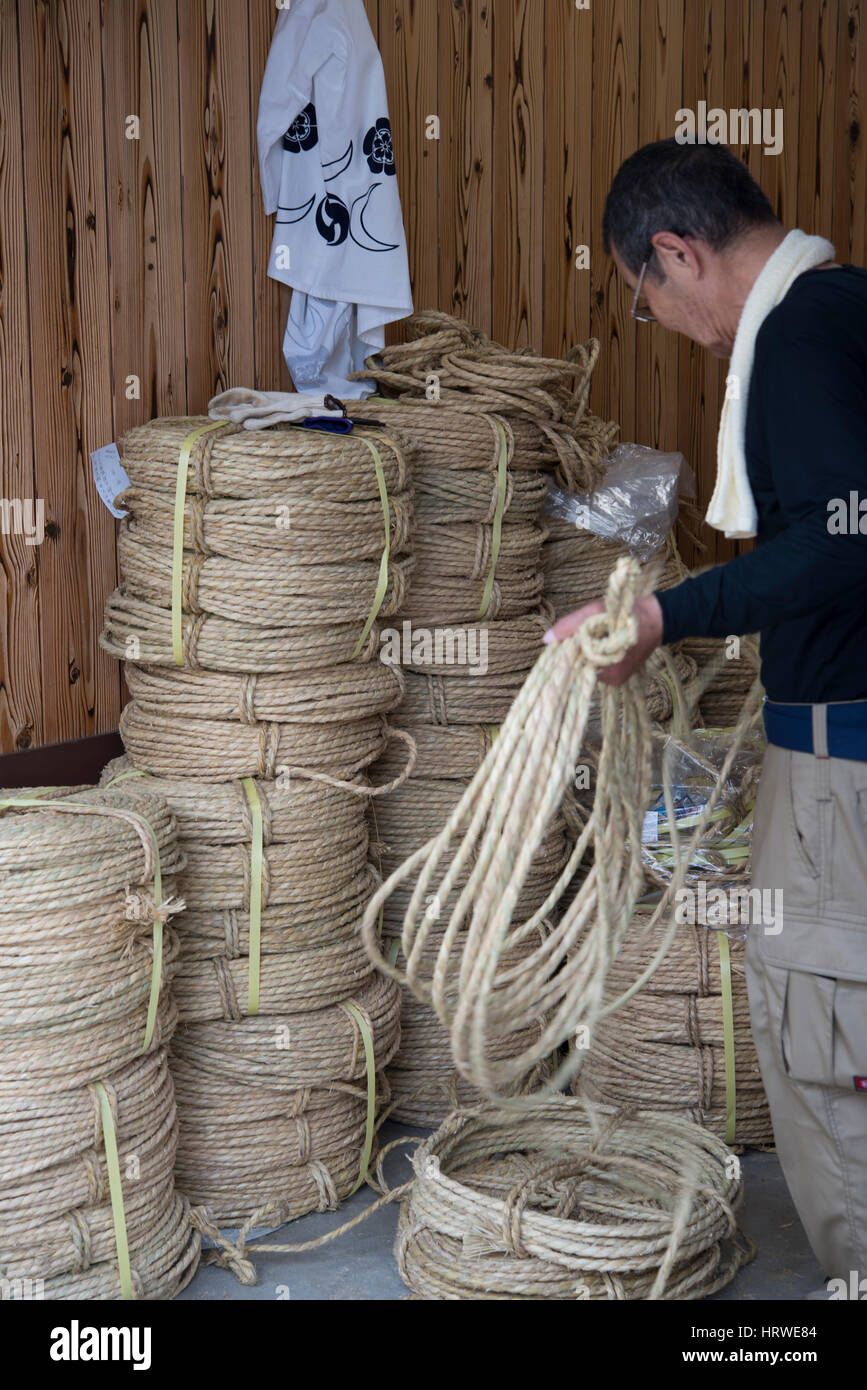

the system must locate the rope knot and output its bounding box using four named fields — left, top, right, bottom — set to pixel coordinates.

left=576, top=609, right=638, bottom=667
